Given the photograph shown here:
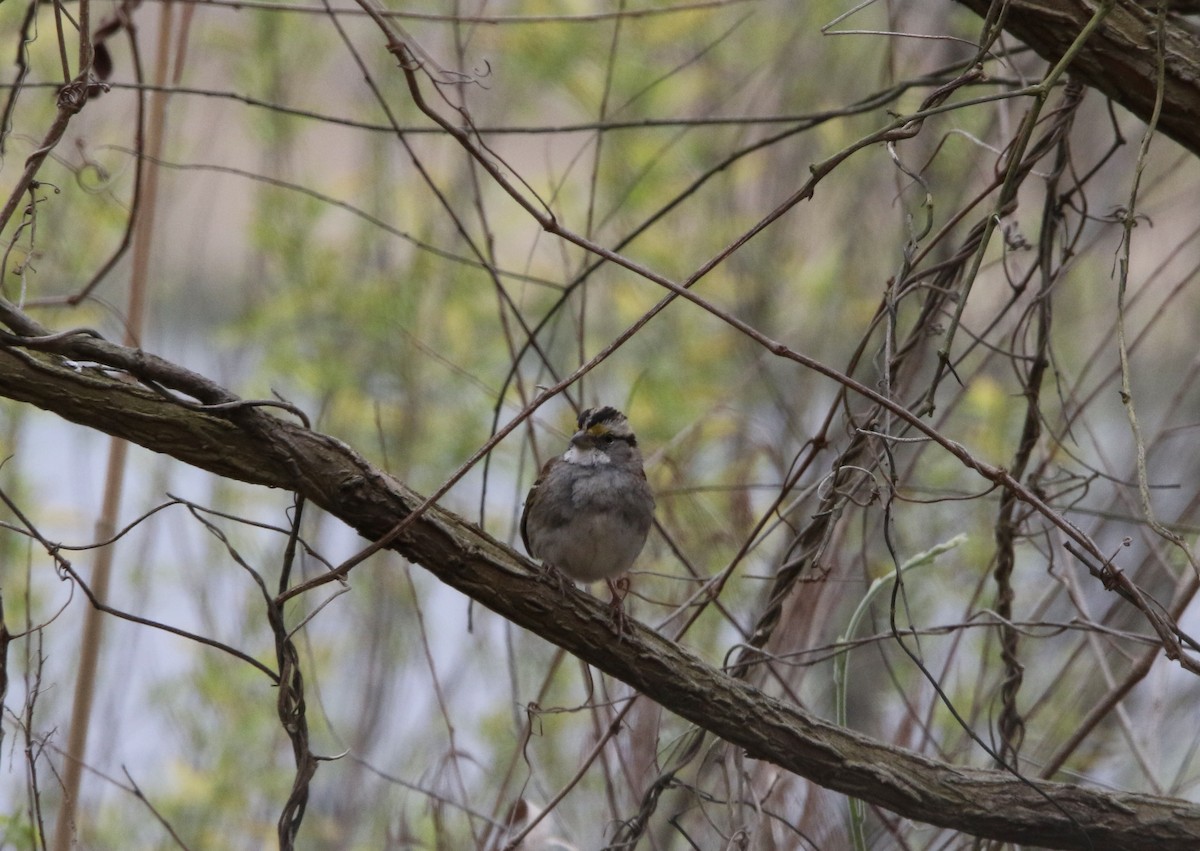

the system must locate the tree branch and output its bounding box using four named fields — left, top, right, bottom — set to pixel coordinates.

left=2, top=339, right=1199, bottom=849
left=953, top=0, right=1200, bottom=157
